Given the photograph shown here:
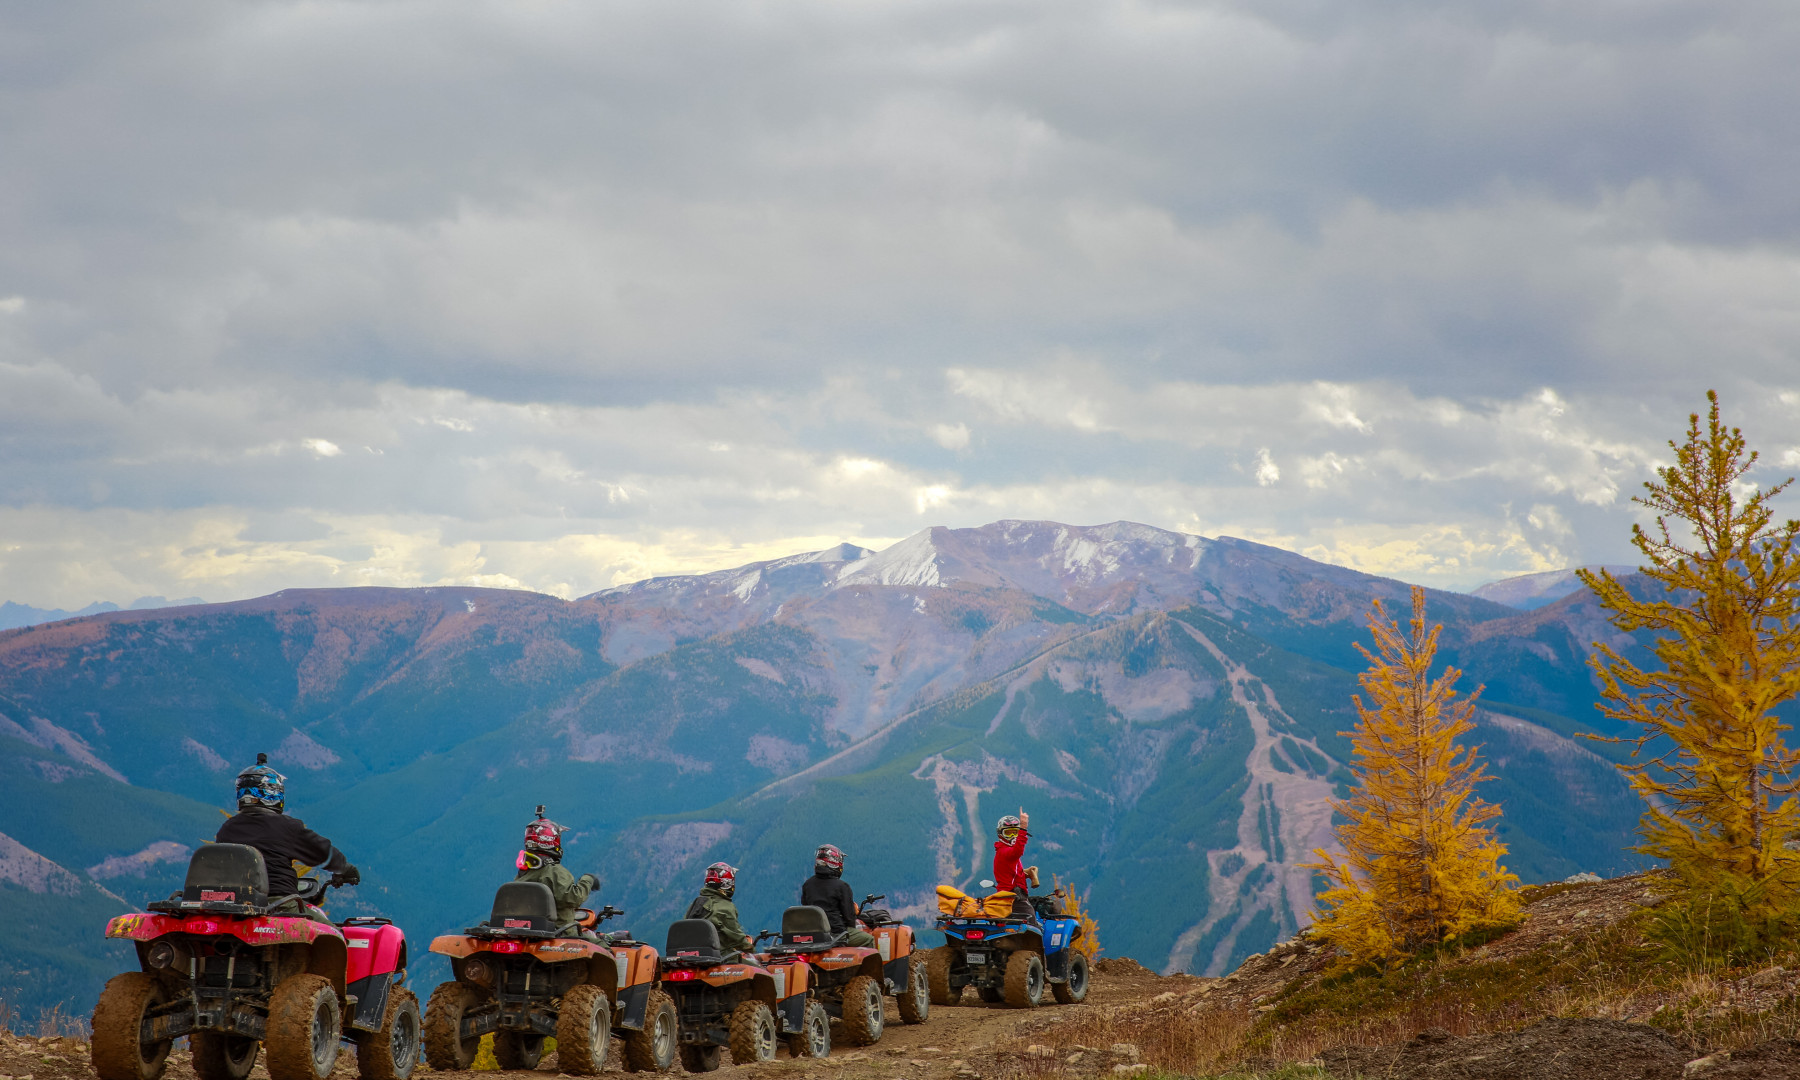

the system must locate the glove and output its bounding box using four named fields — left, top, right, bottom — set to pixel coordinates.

left=341, top=864, right=361, bottom=886
left=578, top=873, right=599, bottom=892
